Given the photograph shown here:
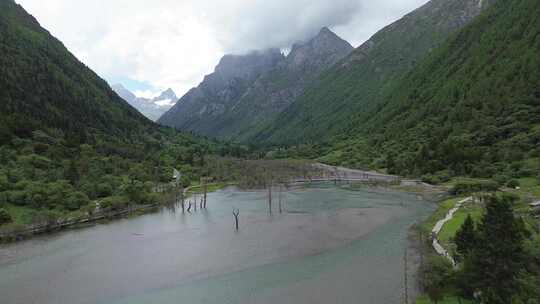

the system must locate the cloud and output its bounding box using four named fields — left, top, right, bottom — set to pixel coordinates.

left=16, top=0, right=429, bottom=96
left=133, top=90, right=162, bottom=99
left=194, top=0, right=362, bottom=53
